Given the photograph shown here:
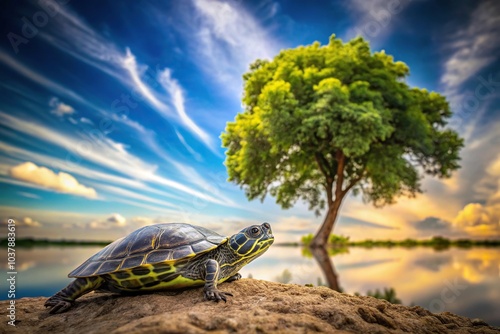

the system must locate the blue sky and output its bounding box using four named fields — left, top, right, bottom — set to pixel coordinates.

left=0, top=0, right=499, bottom=241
